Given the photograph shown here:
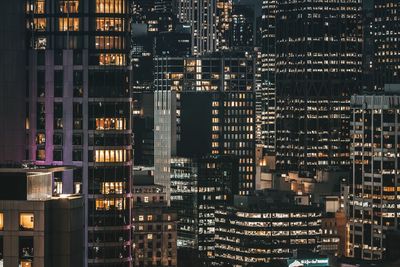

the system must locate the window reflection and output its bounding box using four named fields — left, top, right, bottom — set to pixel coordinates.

left=0, top=213, right=3, bottom=230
